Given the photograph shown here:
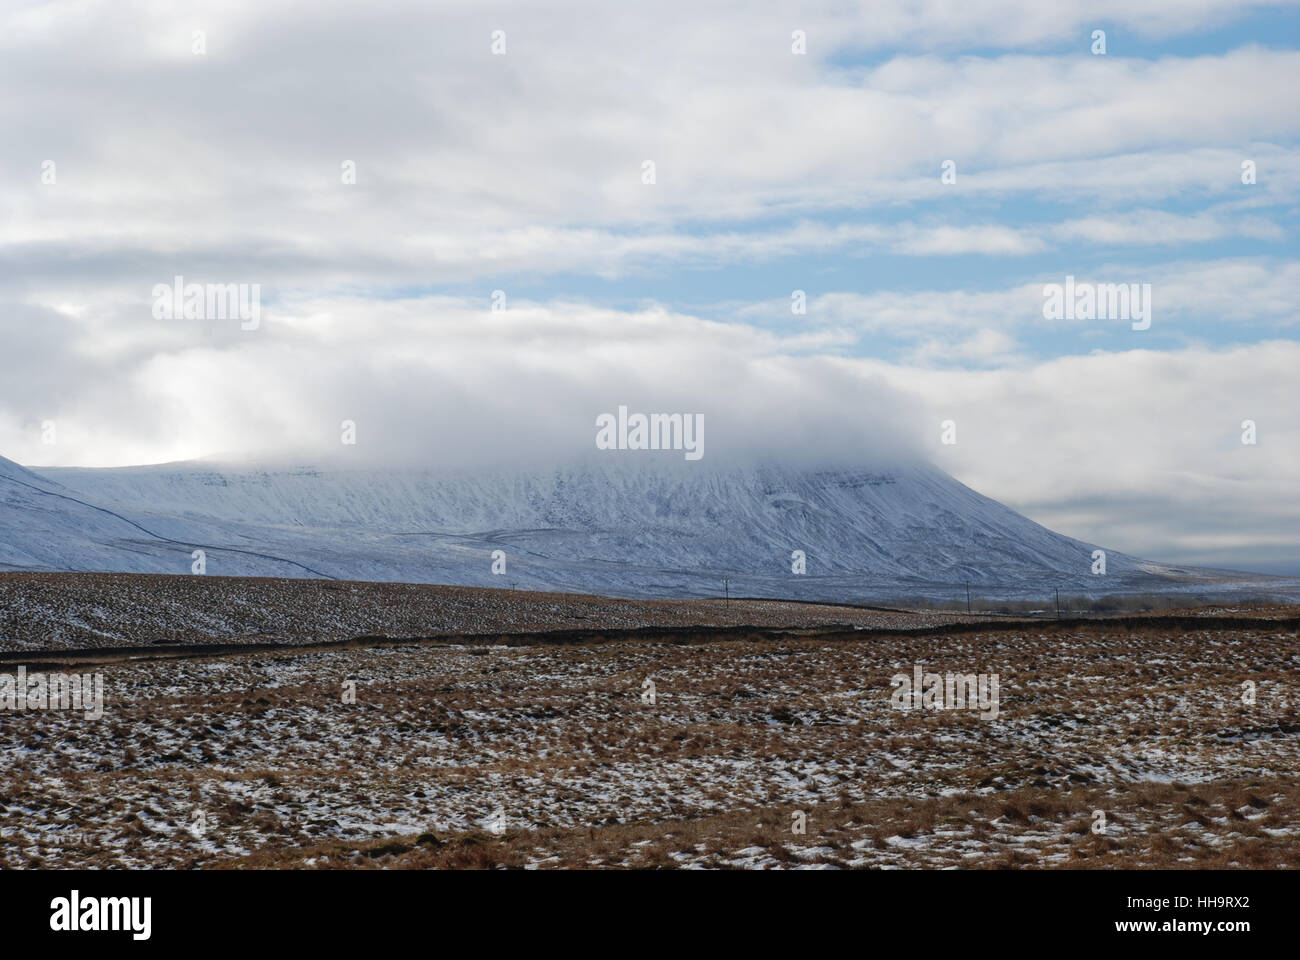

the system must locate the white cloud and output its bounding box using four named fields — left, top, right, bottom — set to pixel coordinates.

left=862, top=341, right=1300, bottom=569
left=1, top=4, right=1296, bottom=280
left=905, top=329, right=1027, bottom=366
left=733, top=257, right=1300, bottom=338
left=2, top=291, right=1295, bottom=573
left=1, top=296, right=923, bottom=469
